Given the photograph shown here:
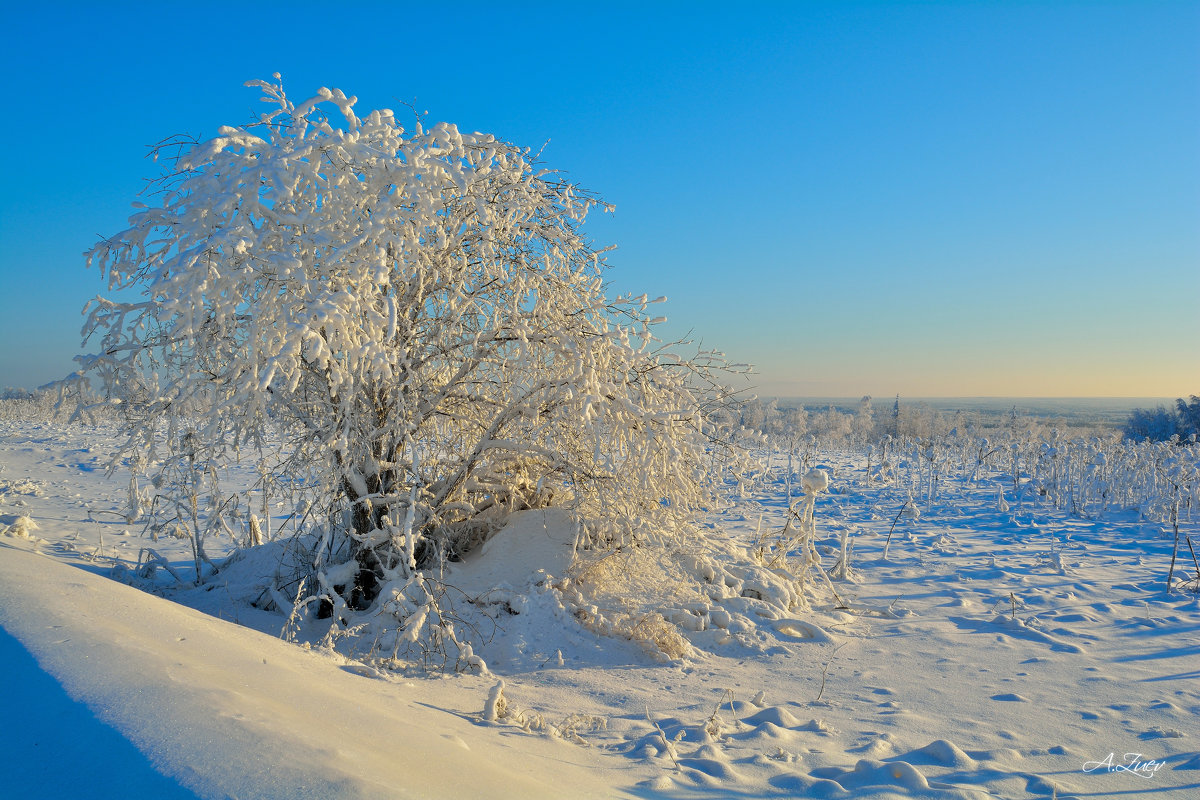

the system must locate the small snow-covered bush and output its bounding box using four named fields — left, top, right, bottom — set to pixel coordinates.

left=1, top=514, right=39, bottom=539
left=69, top=77, right=745, bottom=647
